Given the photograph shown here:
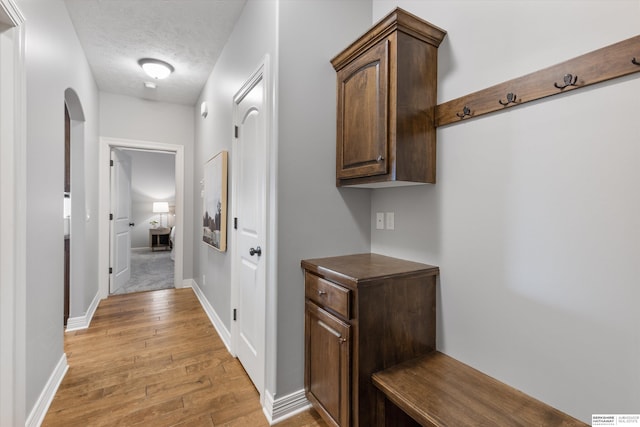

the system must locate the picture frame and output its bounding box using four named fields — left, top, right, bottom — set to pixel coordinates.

left=202, top=150, right=228, bottom=251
